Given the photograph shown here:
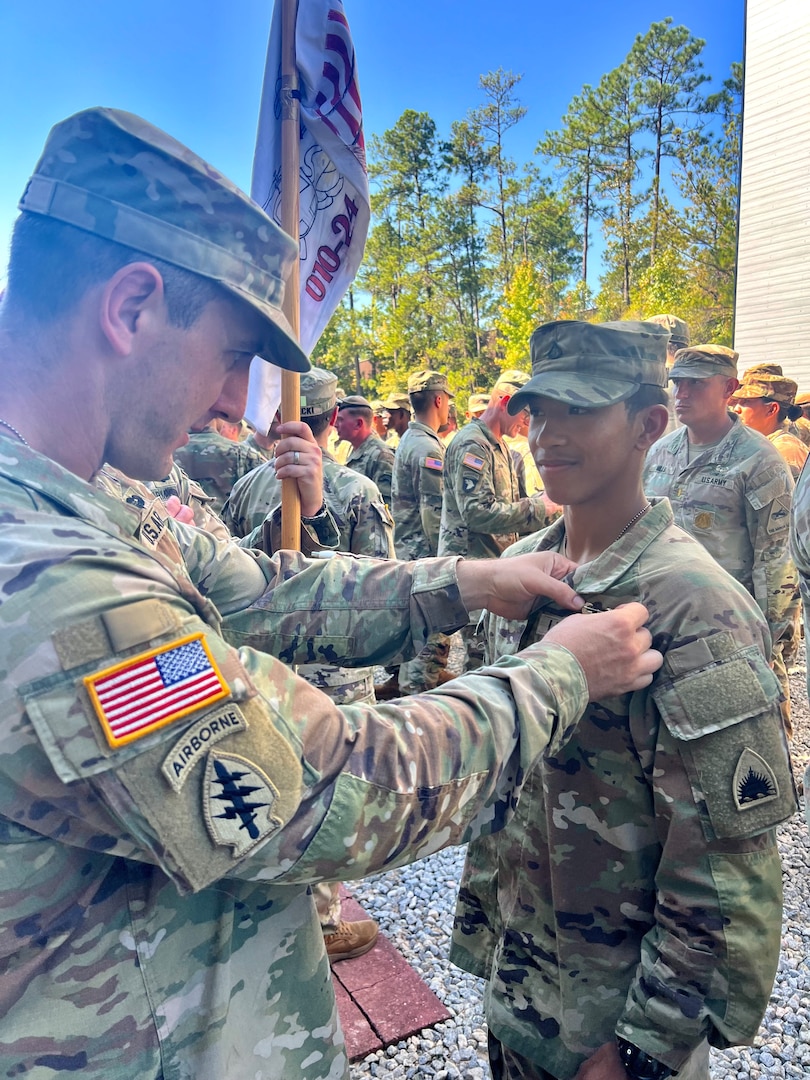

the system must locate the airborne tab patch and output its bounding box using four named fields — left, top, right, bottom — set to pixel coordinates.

left=463, top=452, right=485, bottom=471
left=84, top=633, right=230, bottom=748
left=204, top=751, right=282, bottom=856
